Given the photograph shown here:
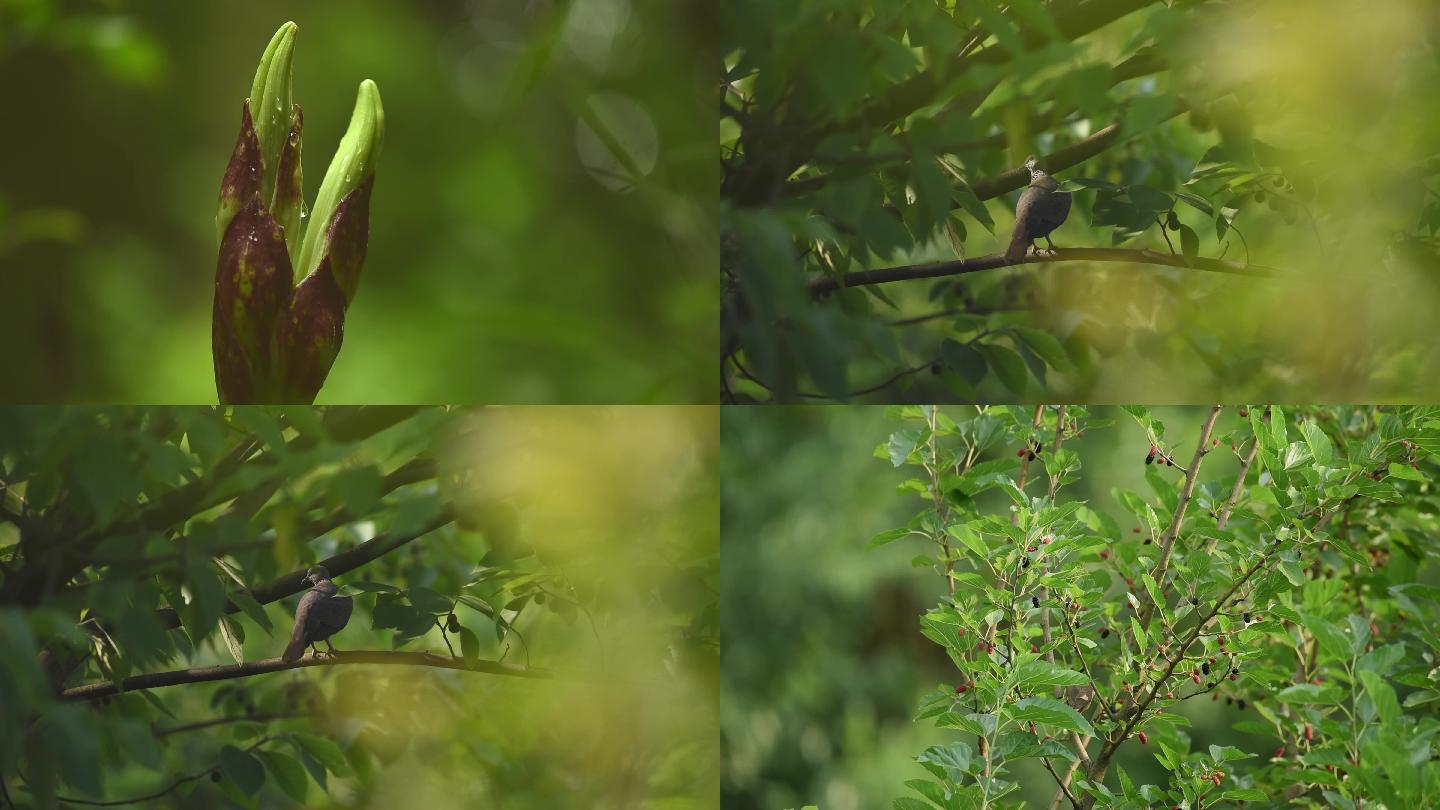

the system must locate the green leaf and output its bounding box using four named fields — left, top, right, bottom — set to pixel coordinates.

left=1302, top=613, right=1351, bottom=662
left=184, top=558, right=227, bottom=644
left=1278, top=560, right=1306, bottom=587
left=332, top=465, right=382, bottom=516
left=916, top=742, right=976, bottom=782
left=258, top=750, right=308, bottom=802
left=407, top=587, right=454, bottom=615
left=291, top=733, right=353, bottom=777
left=347, top=581, right=402, bottom=593
left=219, top=745, right=266, bottom=796
left=1358, top=670, right=1401, bottom=725
left=1012, top=328, right=1073, bottom=373
left=941, top=339, right=988, bottom=386
left=1127, top=184, right=1172, bottom=213
left=1276, top=683, right=1345, bottom=704
left=978, top=343, right=1028, bottom=395
left=868, top=527, right=916, bottom=549
left=1178, top=223, right=1198, bottom=266
left=1388, top=462, right=1427, bottom=481
left=230, top=589, right=273, bottom=633
left=953, top=188, right=995, bottom=233
left=1005, top=696, right=1096, bottom=737
left=947, top=524, right=990, bottom=560
left=458, top=626, right=480, bottom=668
left=1012, top=660, right=1089, bottom=689
left=1368, top=737, right=1419, bottom=798
left=218, top=615, right=245, bottom=665
left=1302, top=422, right=1333, bottom=466
left=1131, top=615, right=1147, bottom=653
